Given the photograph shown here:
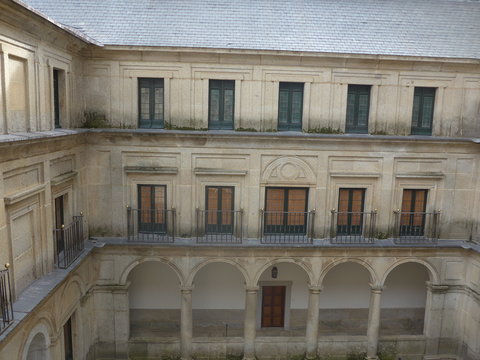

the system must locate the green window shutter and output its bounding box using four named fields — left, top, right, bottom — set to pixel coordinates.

left=138, top=78, right=164, bottom=128
left=209, top=88, right=220, bottom=122
left=346, top=92, right=356, bottom=127
left=346, top=85, right=370, bottom=133
left=291, top=89, right=303, bottom=126
left=411, top=87, right=435, bottom=135
left=223, top=88, right=234, bottom=124
left=412, top=92, right=421, bottom=128
left=278, top=82, right=303, bottom=131
left=278, top=89, right=289, bottom=124
left=209, top=80, right=235, bottom=129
